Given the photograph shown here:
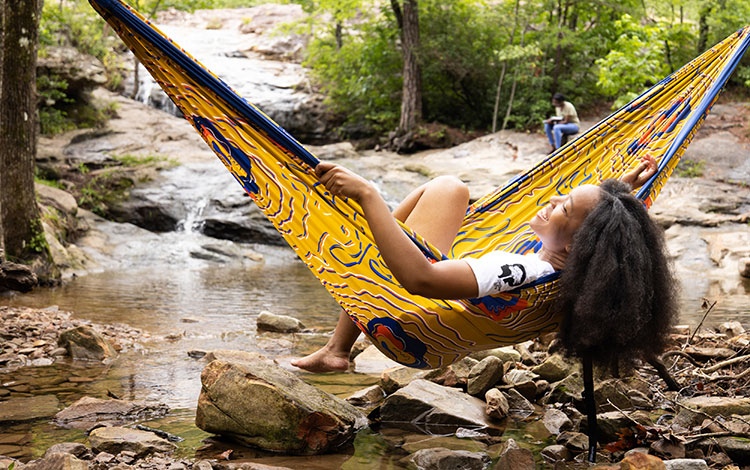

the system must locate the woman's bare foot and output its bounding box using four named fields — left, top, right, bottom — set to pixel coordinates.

left=291, top=345, right=350, bottom=373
